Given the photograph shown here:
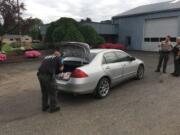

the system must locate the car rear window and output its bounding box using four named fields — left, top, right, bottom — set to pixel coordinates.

left=90, top=53, right=97, bottom=61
